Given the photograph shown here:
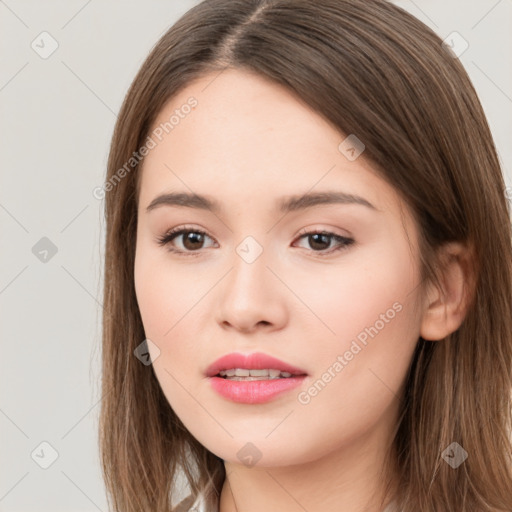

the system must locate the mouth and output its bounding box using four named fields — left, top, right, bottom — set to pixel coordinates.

left=215, top=368, right=304, bottom=380
left=205, top=351, right=308, bottom=380
left=206, top=352, right=308, bottom=404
